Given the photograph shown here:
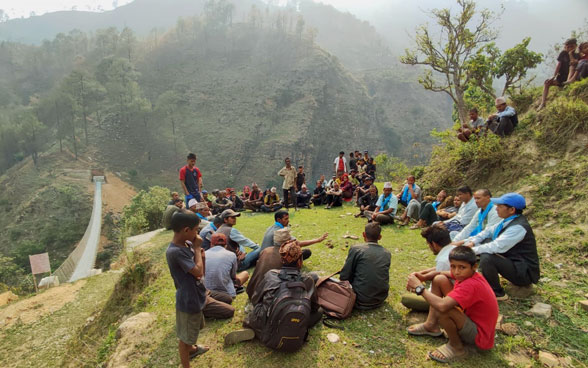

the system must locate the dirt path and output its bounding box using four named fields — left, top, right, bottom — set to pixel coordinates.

left=0, top=280, right=86, bottom=329
left=101, top=172, right=136, bottom=214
